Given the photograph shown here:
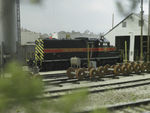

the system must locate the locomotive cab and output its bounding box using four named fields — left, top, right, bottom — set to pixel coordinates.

left=98, top=37, right=110, bottom=47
